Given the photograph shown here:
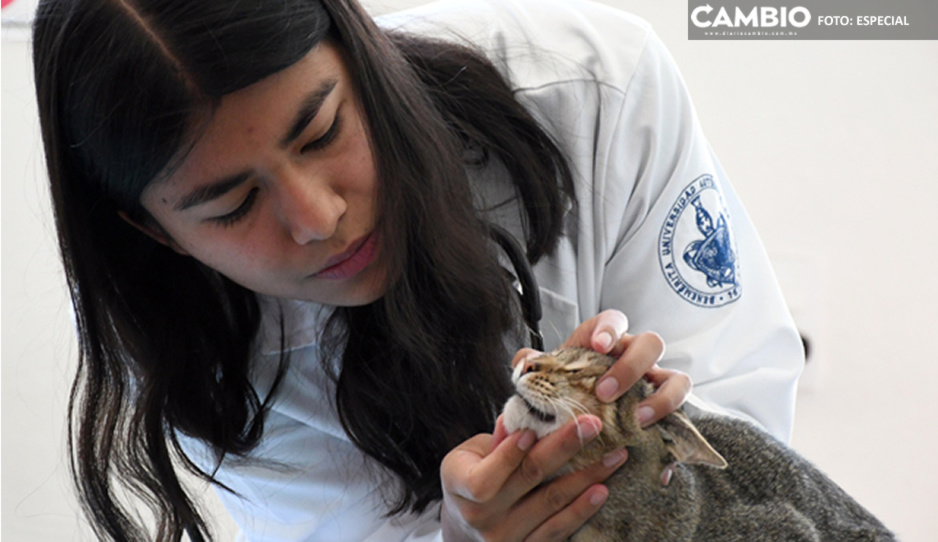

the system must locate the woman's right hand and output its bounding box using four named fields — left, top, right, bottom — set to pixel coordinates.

left=439, top=413, right=628, bottom=541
